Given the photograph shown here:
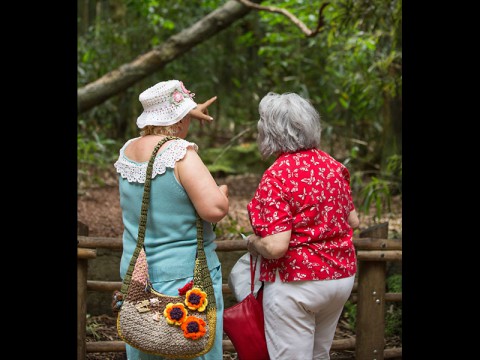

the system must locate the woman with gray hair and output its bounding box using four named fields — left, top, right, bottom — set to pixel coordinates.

left=246, top=92, right=359, bottom=359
